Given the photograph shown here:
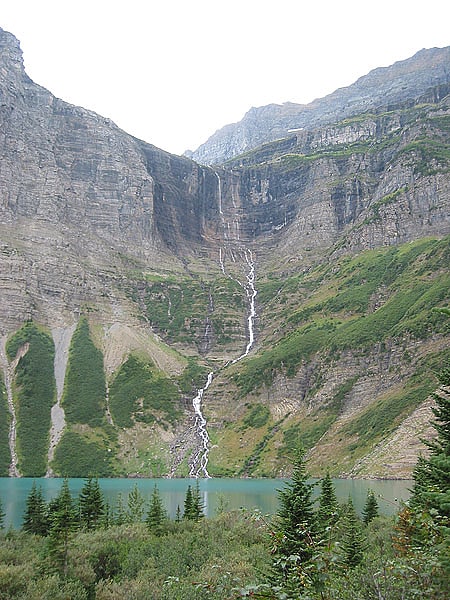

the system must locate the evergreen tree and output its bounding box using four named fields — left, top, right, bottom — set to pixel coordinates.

left=127, top=484, right=145, bottom=523
left=22, top=481, right=49, bottom=535
left=183, top=485, right=195, bottom=520
left=362, top=489, right=379, bottom=525
left=146, top=485, right=167, bottom=532
left=0, top=496, right=5, bottom=529
left=339, top=498, right=365, bottom=569
left=78, top=477, right=105, bottom=530
left=175, top=505, right=181, bottom=523
left=47, top=479, right=78, bottom=575
left=317, top=471, right=340, bottom=532
left=192, top=479, right=205, bottom=521
left=183, top=481, right=205, bottom=521
left=409, top=364, right=450, bottom=531
left=271, top=449, right=319, bottom=593
left=114, top=492, right=127, bottom=526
